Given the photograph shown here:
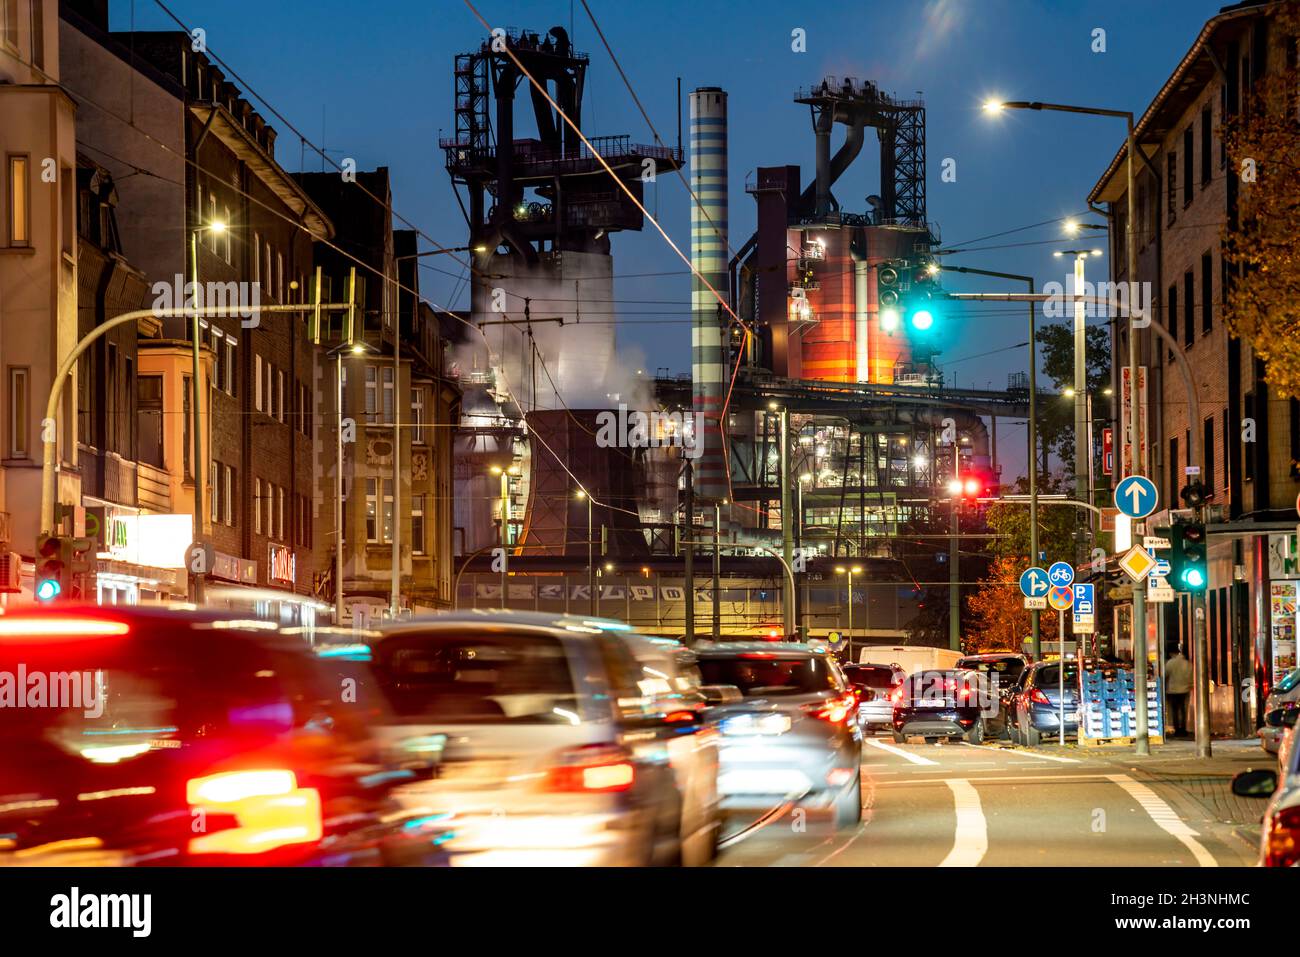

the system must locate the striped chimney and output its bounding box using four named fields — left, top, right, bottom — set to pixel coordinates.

left=690, top=87, right=729, bottom=502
